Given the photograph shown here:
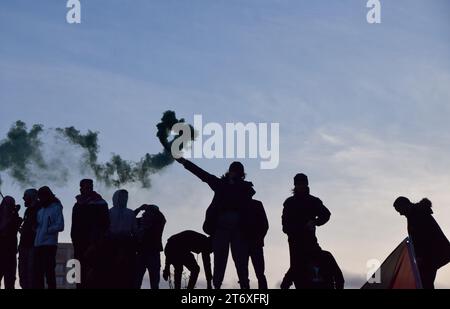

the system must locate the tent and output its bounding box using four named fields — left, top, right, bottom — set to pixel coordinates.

left=362, top=237, right=422, bottom=289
